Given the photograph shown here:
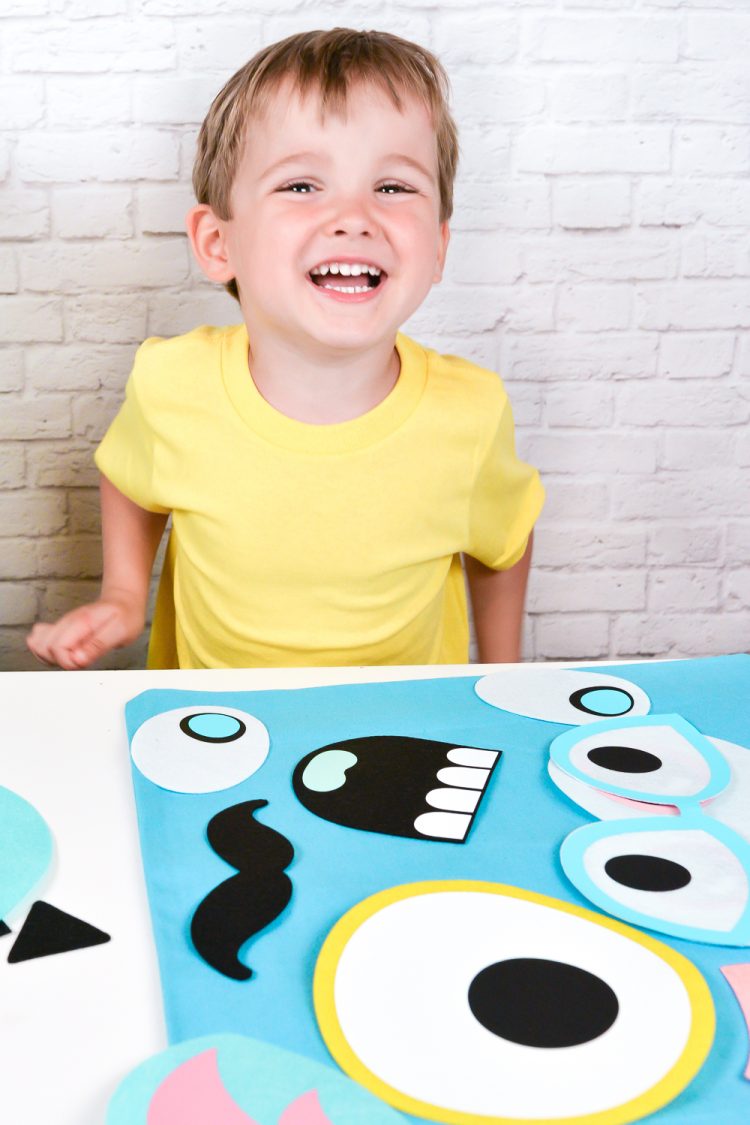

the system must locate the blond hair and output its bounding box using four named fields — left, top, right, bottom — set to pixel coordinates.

left=193, top=28, right=459, bottom=301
